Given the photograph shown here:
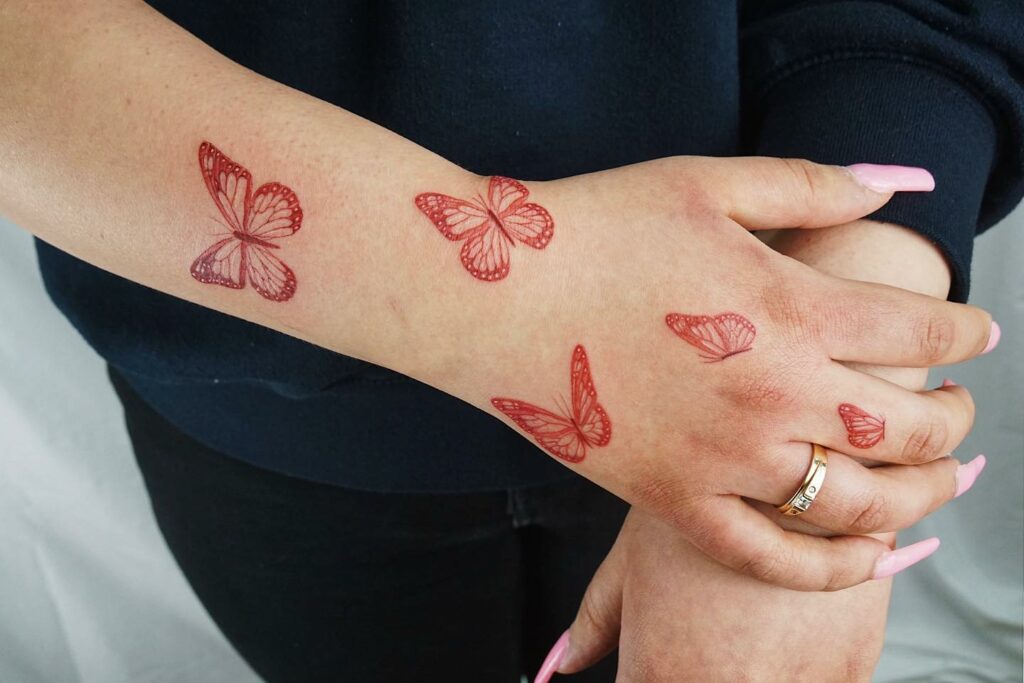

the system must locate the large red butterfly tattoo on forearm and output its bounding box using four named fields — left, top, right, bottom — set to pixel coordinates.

left=491, top=345, right=611, bottom=463
left=190, top=141, right=303, bottom=302
left=415, top=176, right=553, bottom=281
